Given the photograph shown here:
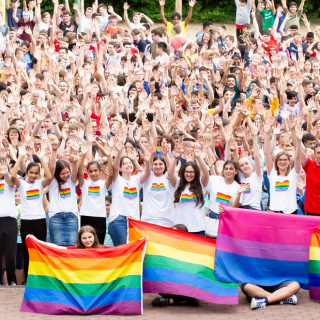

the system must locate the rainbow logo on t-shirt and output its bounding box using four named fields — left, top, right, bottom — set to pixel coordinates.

left=88, top=186, right=100, bottom=197
left=275, top=180, right=289, bottom=192
left=216, top=192, right=232, bottom=205
left=181, top=193, right=197, bottom=203
left=124, top=187, right=138, bottom=199
left=151, top=183, right=166, bottom=192
left=242, top=183, right=251, bottom=194
left=60, top=188, right=71, bottom=198
left=26, top=189, right=40, bottom=200
left=0, top=184, right=4, bottom=195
